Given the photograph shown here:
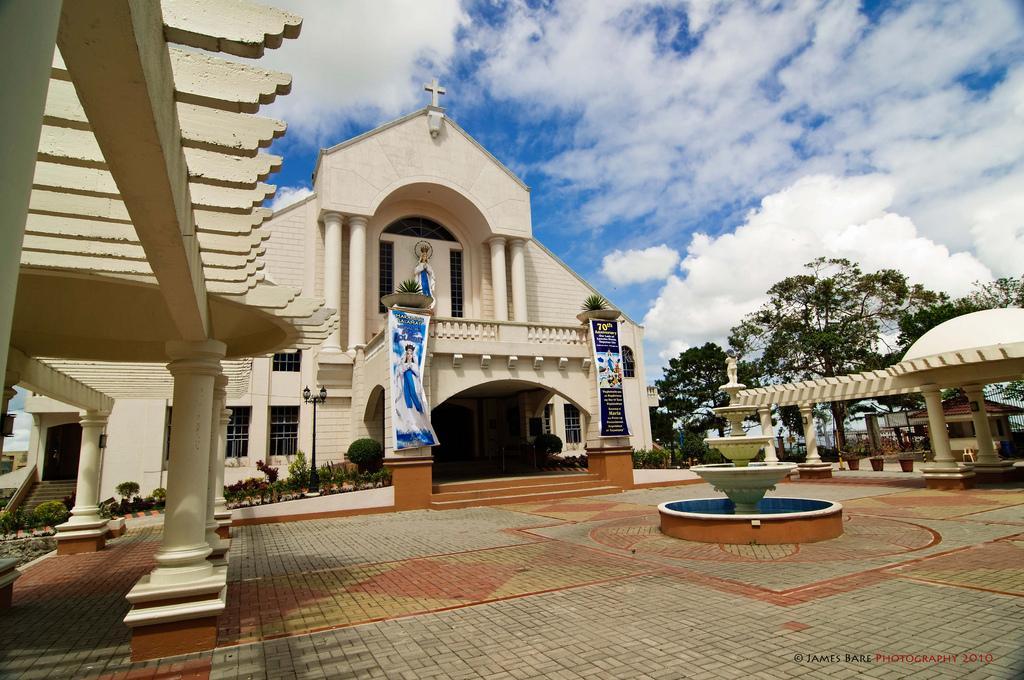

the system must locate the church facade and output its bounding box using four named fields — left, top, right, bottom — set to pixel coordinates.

left=23, top=101, right=657, bottom=498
